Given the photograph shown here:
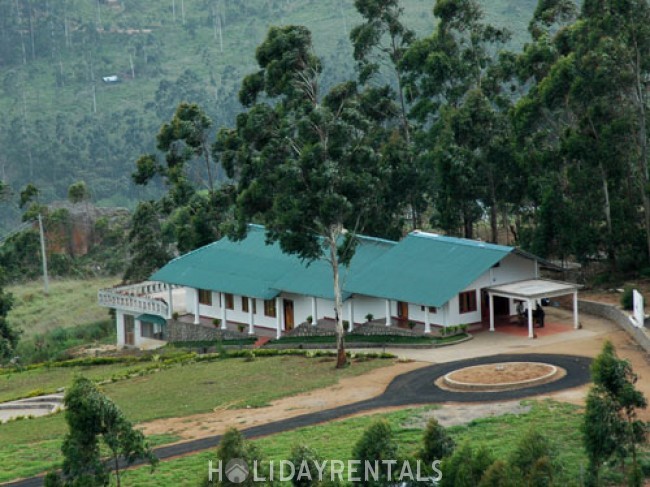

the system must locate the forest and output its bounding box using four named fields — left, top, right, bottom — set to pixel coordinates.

left=1, top=0, right=650, bottom=280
